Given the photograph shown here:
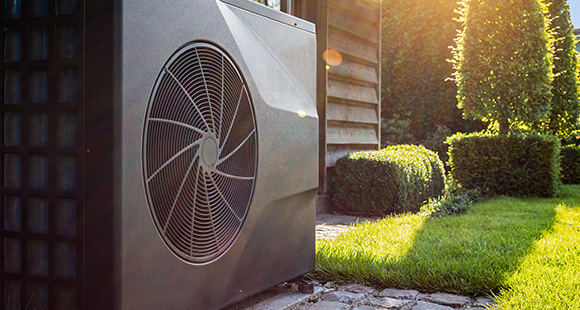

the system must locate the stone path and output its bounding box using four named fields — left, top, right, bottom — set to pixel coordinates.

left=292, top=283, right=496, bottom=310
left=225, top=282, right=497, bottom=310
left=315, top=213, right=379, bottom=240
